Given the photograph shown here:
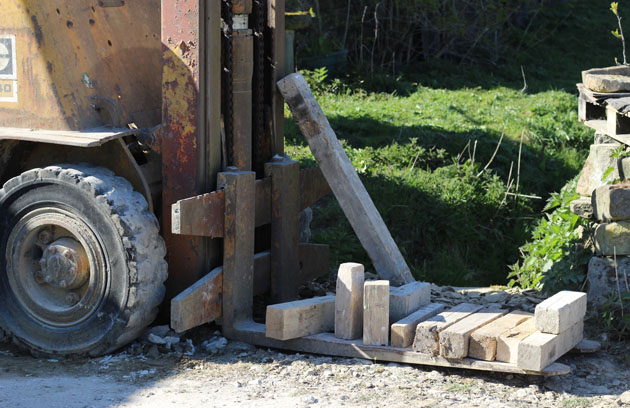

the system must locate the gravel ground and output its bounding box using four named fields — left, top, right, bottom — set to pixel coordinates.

left=0, top=286, right=629, bottom=408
